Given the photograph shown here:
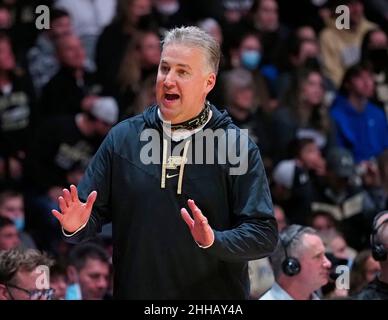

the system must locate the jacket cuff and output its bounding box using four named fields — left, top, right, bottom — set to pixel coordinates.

left=62, top=222, right=87, bottom=237
left=196, top=237, right=215, bottom=249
